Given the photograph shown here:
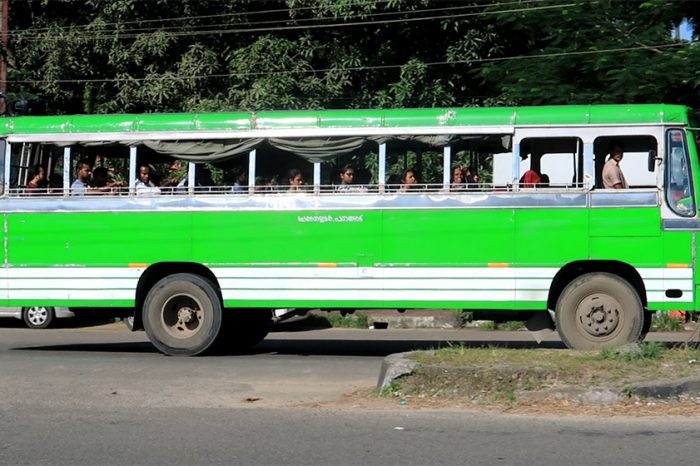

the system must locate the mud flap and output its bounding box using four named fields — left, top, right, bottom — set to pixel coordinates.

left=525, top=311, right=556, bottom=344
